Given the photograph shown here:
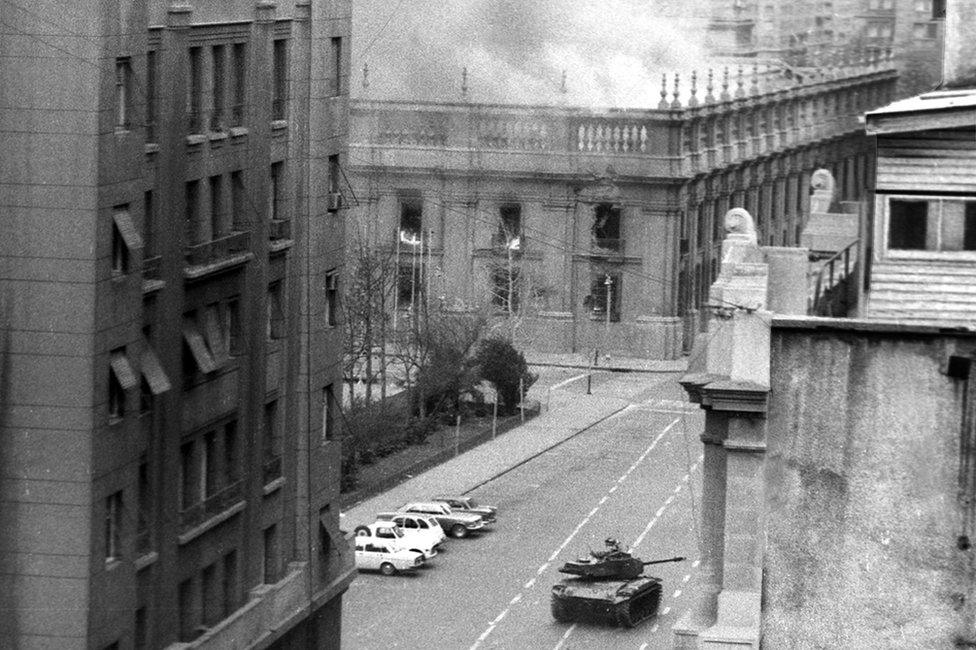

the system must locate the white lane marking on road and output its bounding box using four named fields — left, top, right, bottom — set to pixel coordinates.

left=549, top=373, right=589, bottom=391
left=673, top=590, right=682, bottom=599
left=474, top=416, right=681, bottom=650
left=683, top=574, right=691, bottom=583
left=655, top=506, right=665, bottom=518
left=599, top=495, right=608, bottom=505
left=683, top=473, right=690, bottom=482
left=639, top=643, right=649, bottom=650
left=665, top=495, right=674, bottom=505
left=651, top=623, right=660, bottom=633
left=491, top=609, right=509, bottom=626
left=662, top=606, right=671, bottom=615
left=674, top=484, right=682, bottom=493
left=552, top=623, right=577, bottom=650
left=472, top=624, right=495, bottom=647
left=692, top=560, right=701, bottom=568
